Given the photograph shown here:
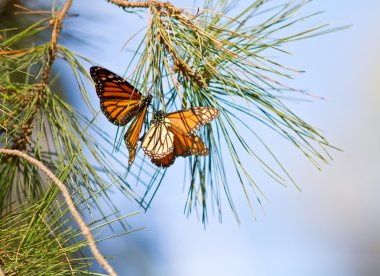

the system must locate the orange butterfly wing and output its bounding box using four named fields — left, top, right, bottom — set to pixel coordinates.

left=124, top=106, right=149, bottom=166
left=91, top=66, right=152, bottom=166
left=151, top=152, right=176, bottom=167
left=166, top=107, right=220, bottom=134
left=146, top=131, right=208, bottom=168
left=90, top=66, right=144, bottom=125
left=172, top=129, right=208, bottom=157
